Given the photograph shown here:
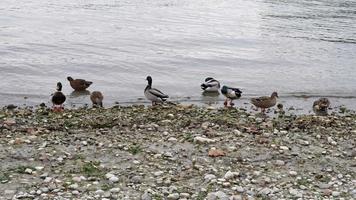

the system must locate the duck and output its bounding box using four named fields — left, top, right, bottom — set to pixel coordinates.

left=251, top=92, right=278, bottom=112
left=144, top=76, right=169, bottom=105
left=313, top=98, right=330, bottom=116
left=90, top=91, right=104, bottom=108
left=51, top=82, right=66, bottom=112
left=221, top=85, right=242, bottom=107
left=67, top=76, right=93, bottom=91
left=201, top=77, right=220, bottom=92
